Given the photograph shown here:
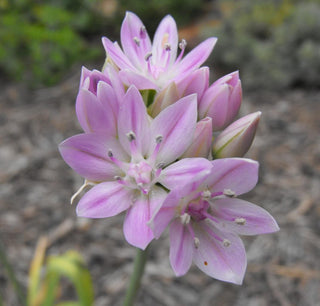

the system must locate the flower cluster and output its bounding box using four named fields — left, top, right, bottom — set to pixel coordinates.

left=59, top=12, right=279, bottom=285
